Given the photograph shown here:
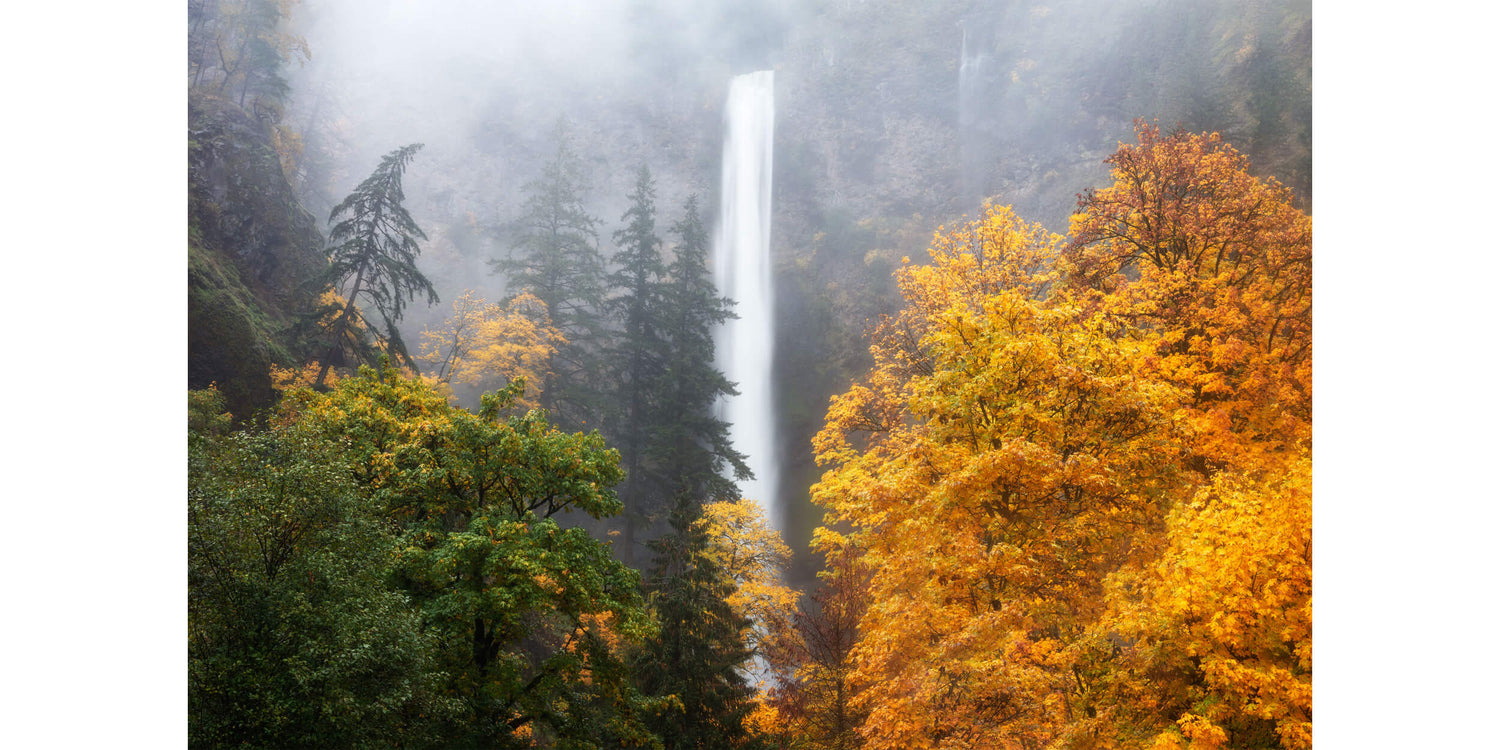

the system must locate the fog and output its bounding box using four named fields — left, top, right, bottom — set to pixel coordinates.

left=278, top=0, right=1311, bottom=582
left=287, top=0, right=1309, bottom=299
